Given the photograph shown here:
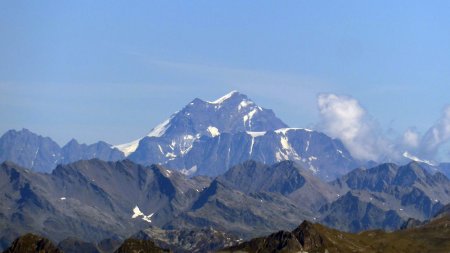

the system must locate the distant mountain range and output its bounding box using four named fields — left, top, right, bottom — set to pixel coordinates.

left=0, top=128, right=124, bottom=172
left=2, top=91, right=448, bottom=180
left=1, top=158, right=449, bottom=251
left=3, top=91, right=450, bottom=181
